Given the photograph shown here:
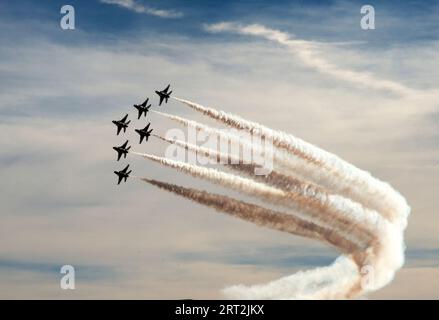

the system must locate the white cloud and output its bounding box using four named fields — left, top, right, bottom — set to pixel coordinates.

left=100, top=0, right=183, bottom=18
left=204, top=22, right=439, bottom=99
